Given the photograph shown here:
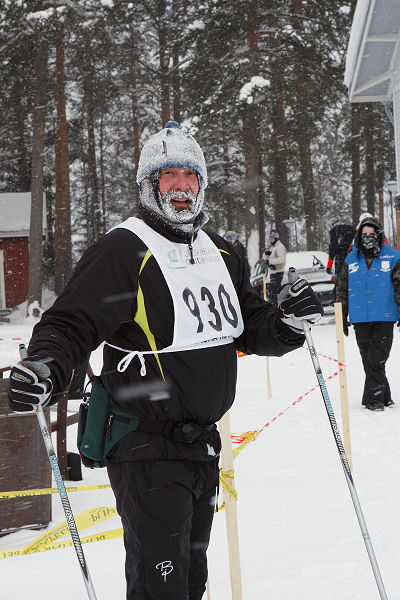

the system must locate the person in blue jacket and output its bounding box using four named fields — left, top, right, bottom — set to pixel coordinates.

left=336, top=216, right=400, bottom=411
